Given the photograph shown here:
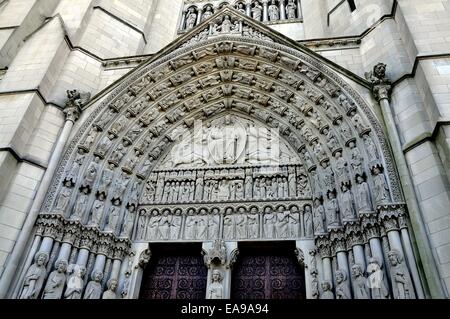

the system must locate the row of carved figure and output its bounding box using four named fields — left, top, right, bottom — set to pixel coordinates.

left=135, top=205, right=313, bottom=241
left=181, top=0, right=301, bottom=31
left=142, top=166, right=310, bottom=204
left=55, top=167, right=140, bottom=237
left=19, top=253, right=118, bottom=299
left=310, top=250, right=416, bottom=299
